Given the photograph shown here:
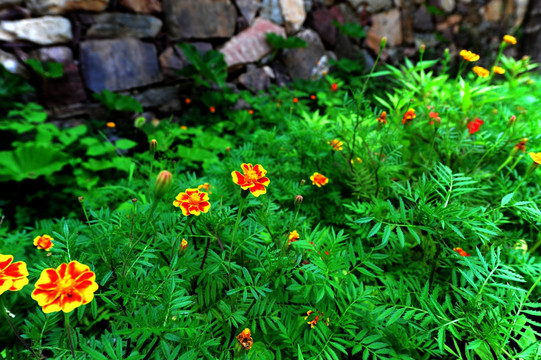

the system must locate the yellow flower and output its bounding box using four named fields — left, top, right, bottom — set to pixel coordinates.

left=0, top=254, right=29, bottom=295
left=493, top=66, right=505, bottom=74
left=310, top=172, right=328, bottom=187
left=179, top=239, right=188, bottom=251
left=472, top=66, right=489, bottom=78
left=529, top=152, right=541, bottom=165
left=328, top=139, right=343, bottom=151
left=503, top=35, right=517, bottom=45
left=106, top=122, right=116, bottom=128
left=459, top=50, right=480, bottom=62
left=33, top=235, right=54, bottom=251
left=288, top=230, right=300, bottom=245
